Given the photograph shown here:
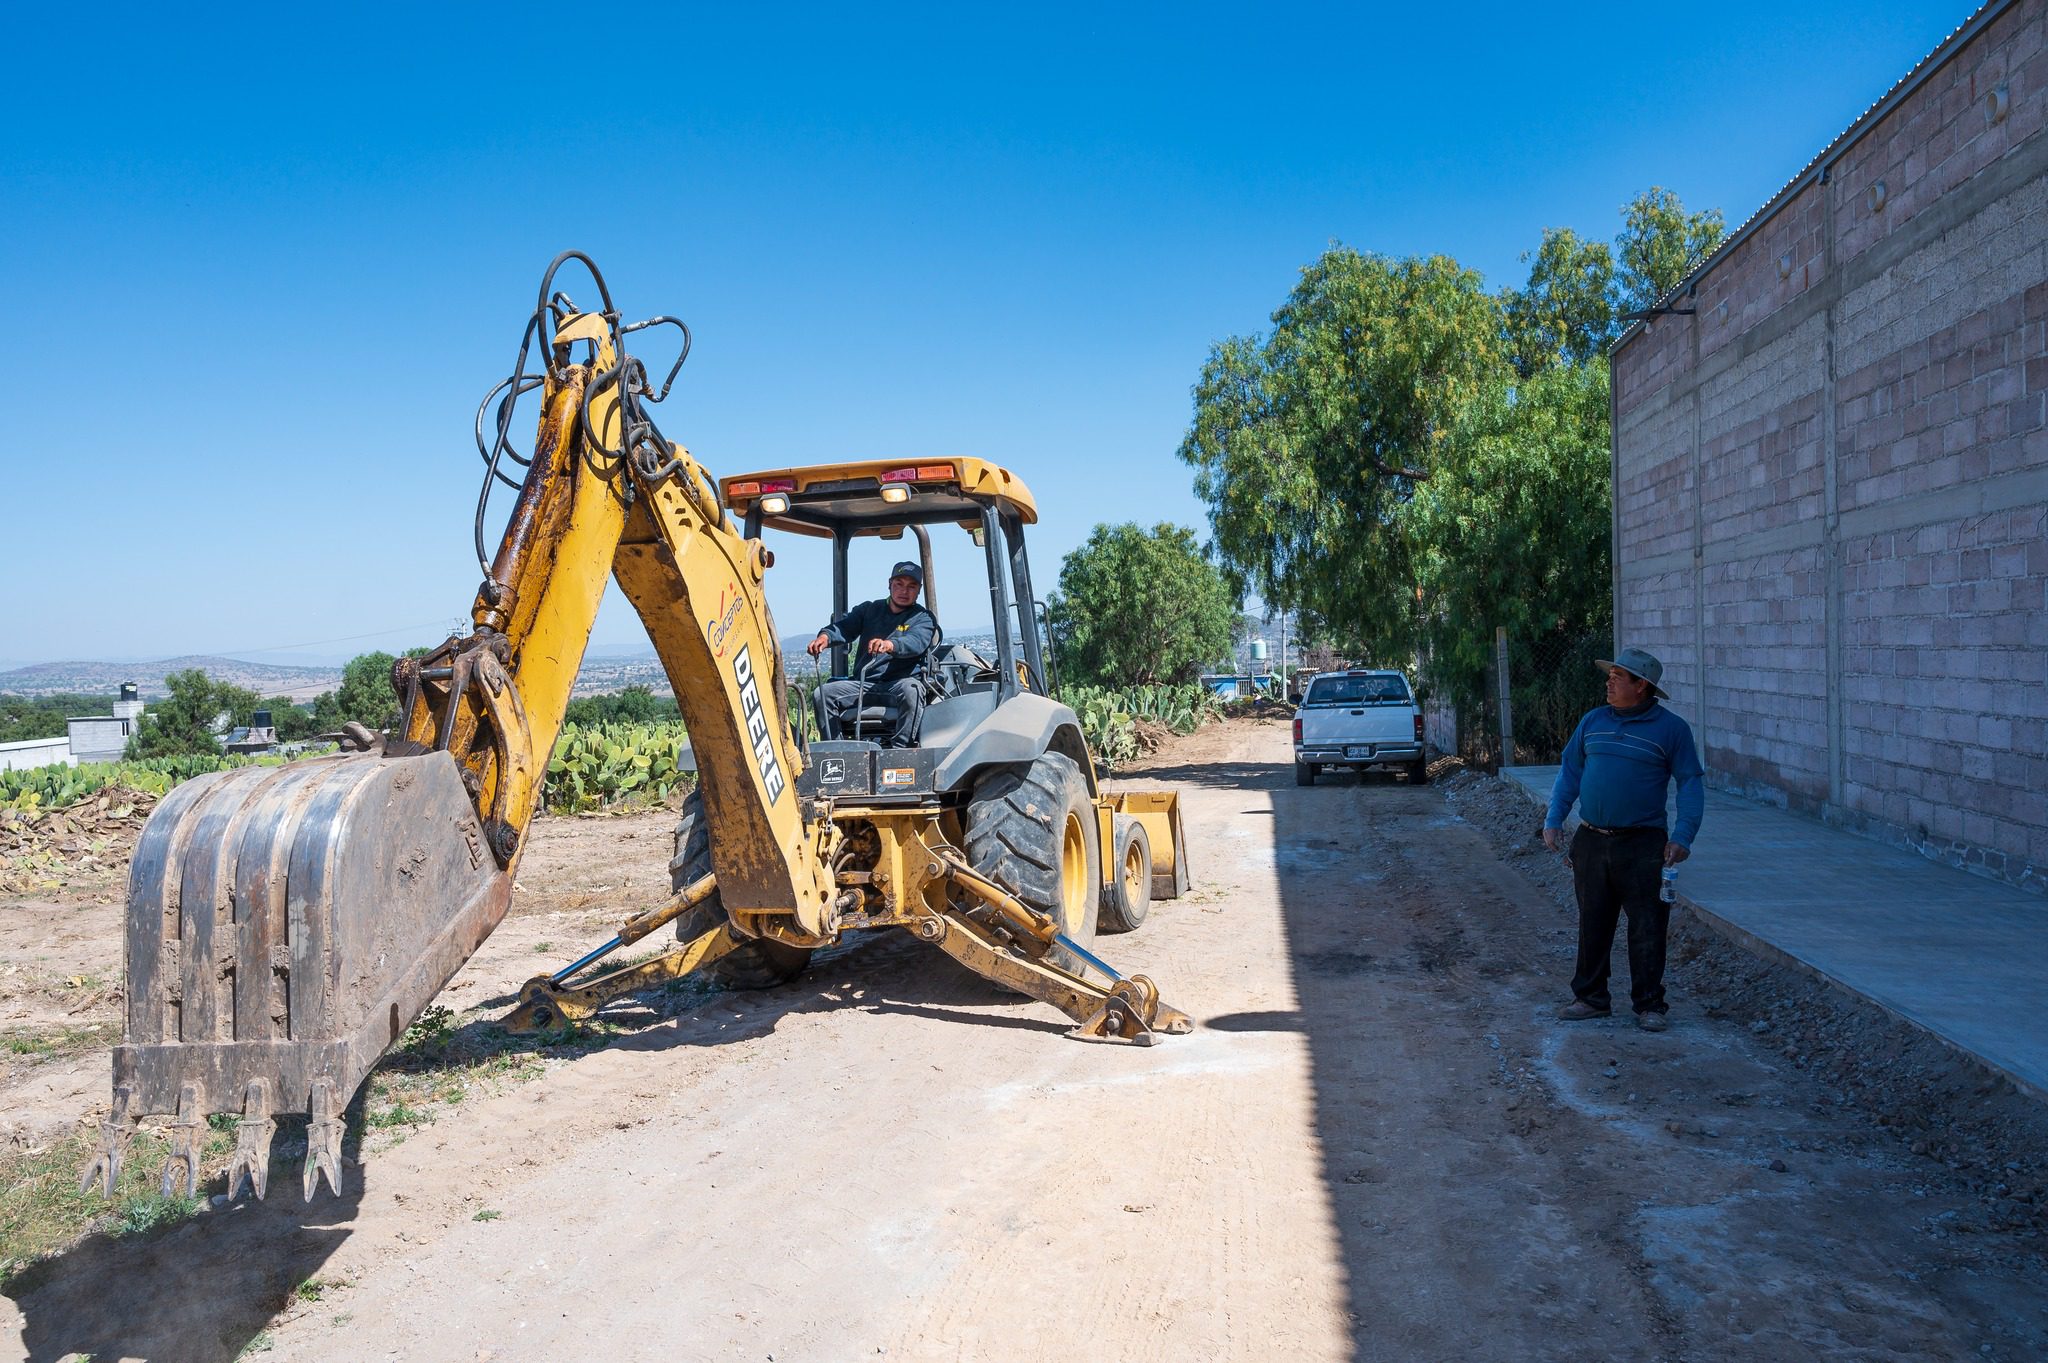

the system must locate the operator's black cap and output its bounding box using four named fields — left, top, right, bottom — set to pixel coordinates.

left=890, top=561, right=924, bottom=585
